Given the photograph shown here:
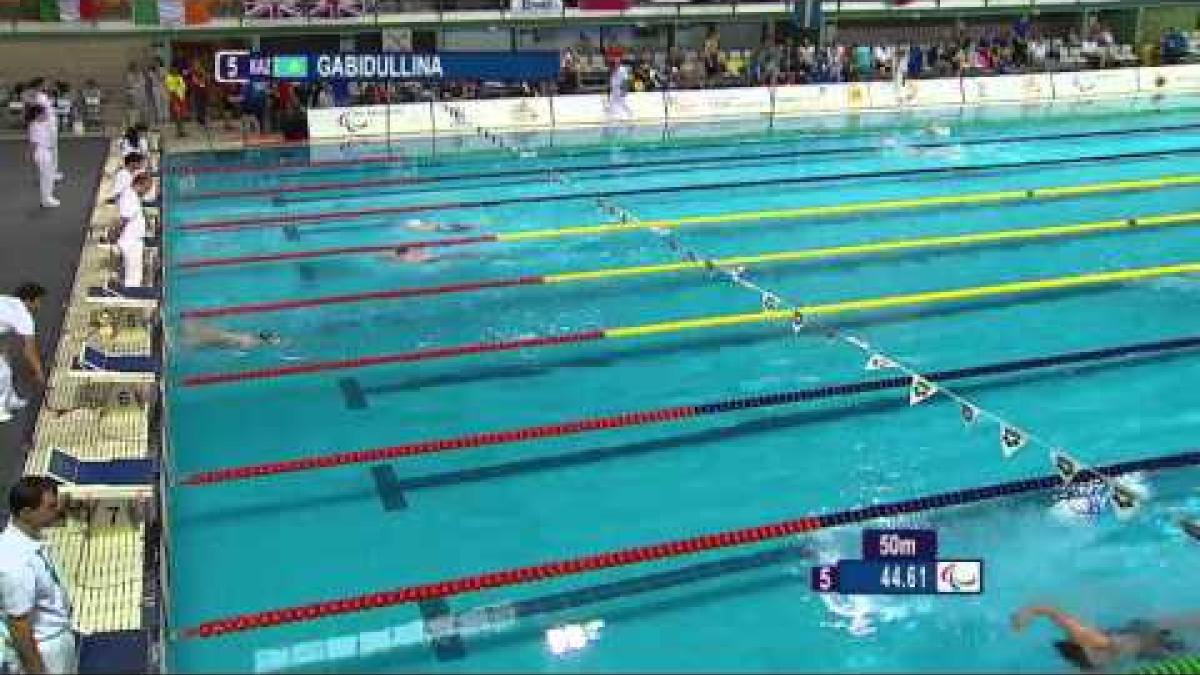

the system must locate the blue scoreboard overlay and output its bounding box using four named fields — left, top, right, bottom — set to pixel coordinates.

left=811, top=529, right=984, bottom=596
